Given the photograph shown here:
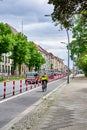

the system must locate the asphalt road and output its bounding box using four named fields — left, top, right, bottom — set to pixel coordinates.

left=0, top=77, right=66, bottom=129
